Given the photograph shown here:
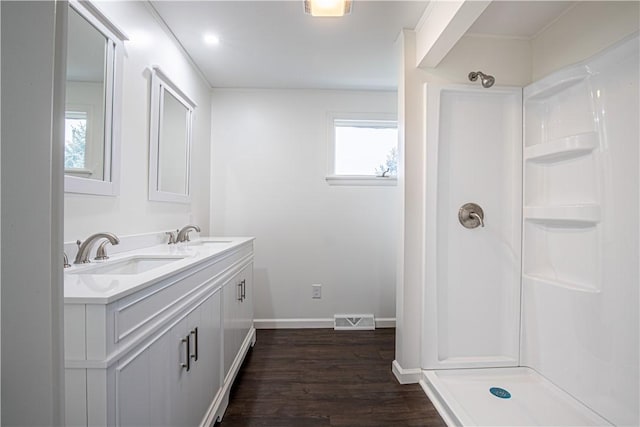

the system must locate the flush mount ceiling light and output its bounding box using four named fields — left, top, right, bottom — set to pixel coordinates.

left=304, top=0, right=352, bottom=17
